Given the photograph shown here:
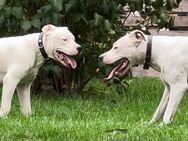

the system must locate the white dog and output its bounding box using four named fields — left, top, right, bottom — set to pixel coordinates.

left=0, top=24, right=80, bottom=117
left=100, top=30, right=188, bottom=124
